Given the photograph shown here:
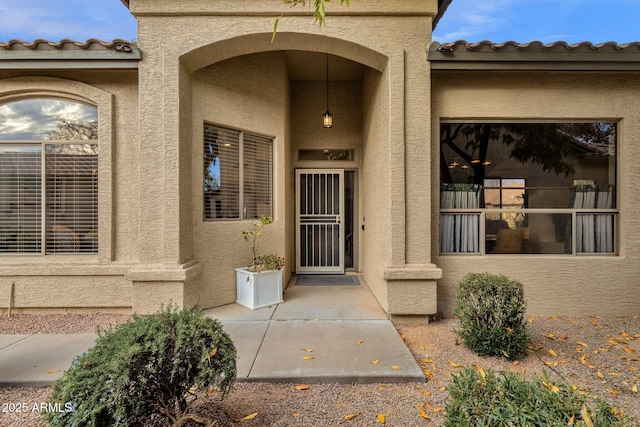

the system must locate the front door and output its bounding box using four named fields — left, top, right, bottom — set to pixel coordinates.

left=296, top=169, right=344, bottom=273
